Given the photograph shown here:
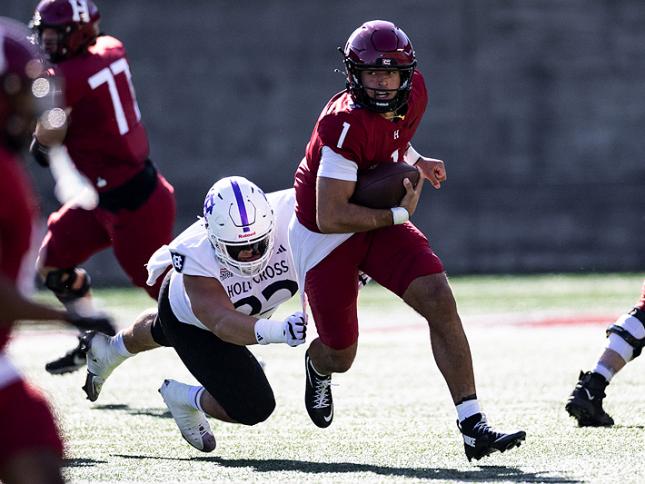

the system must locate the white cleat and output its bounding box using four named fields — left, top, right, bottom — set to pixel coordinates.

left=82, top=332, right=126, bottom=402
left=159, top=379, right=216, bottom=452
